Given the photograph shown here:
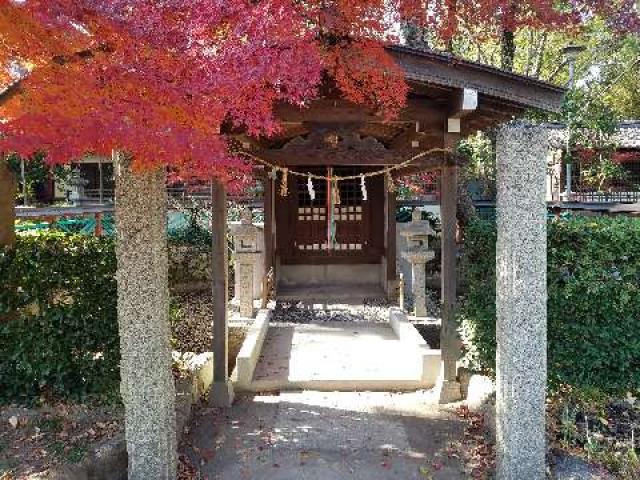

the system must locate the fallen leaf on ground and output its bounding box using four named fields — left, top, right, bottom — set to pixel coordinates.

left=8, top=416, right=19, bottom=429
